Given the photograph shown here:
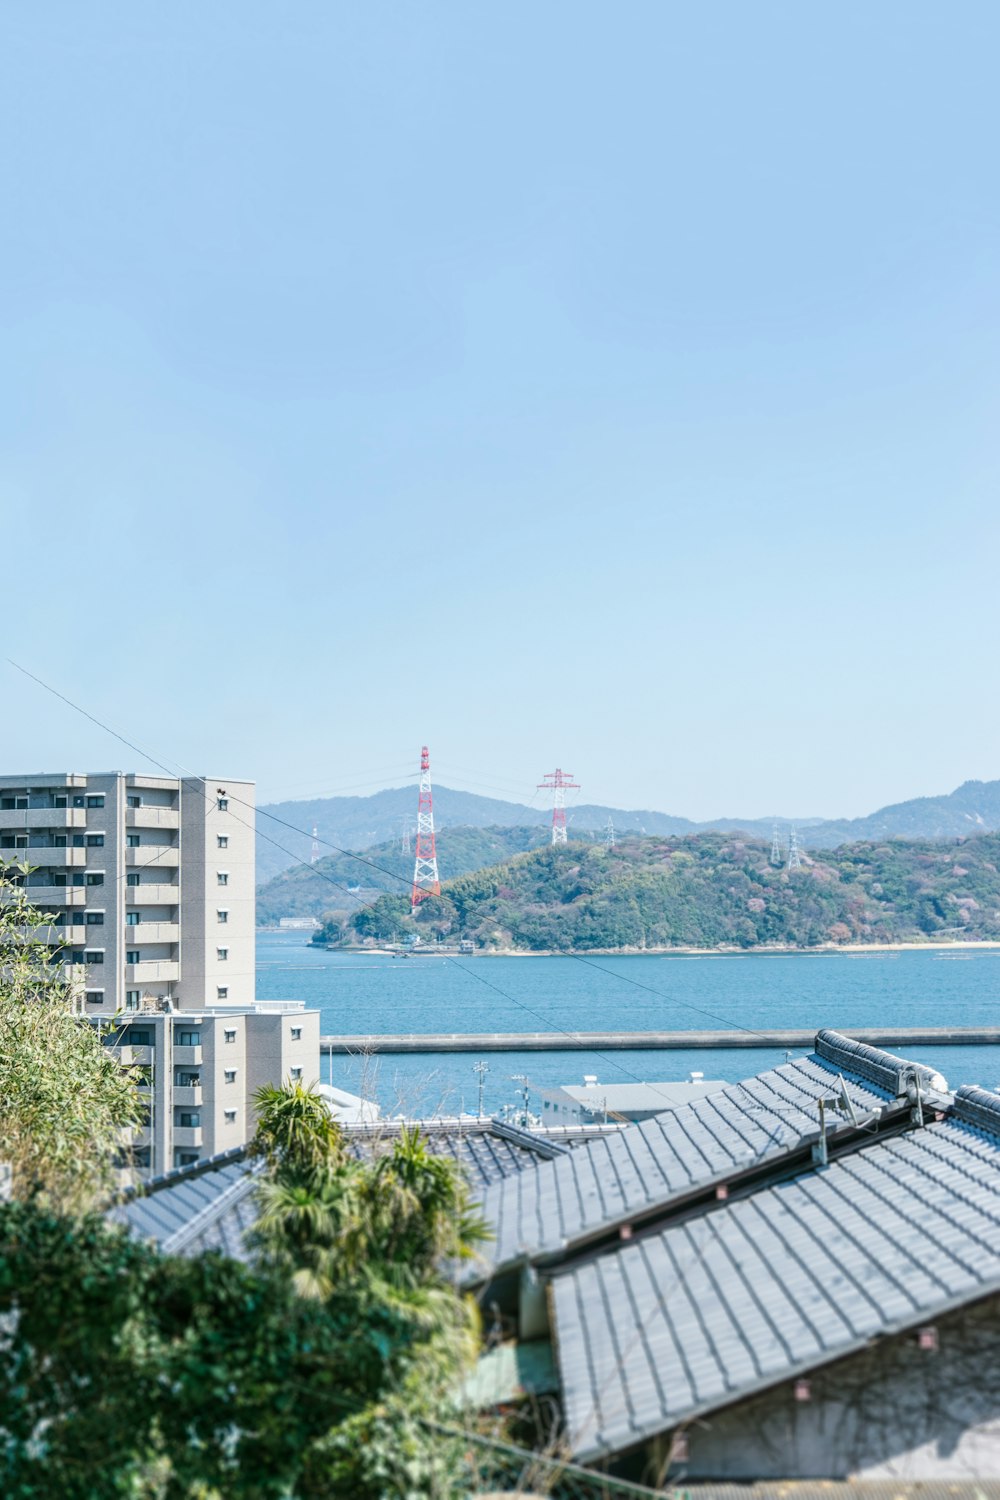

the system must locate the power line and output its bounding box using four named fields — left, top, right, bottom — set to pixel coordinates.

left=6, top=658, right=785, bottom=1050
